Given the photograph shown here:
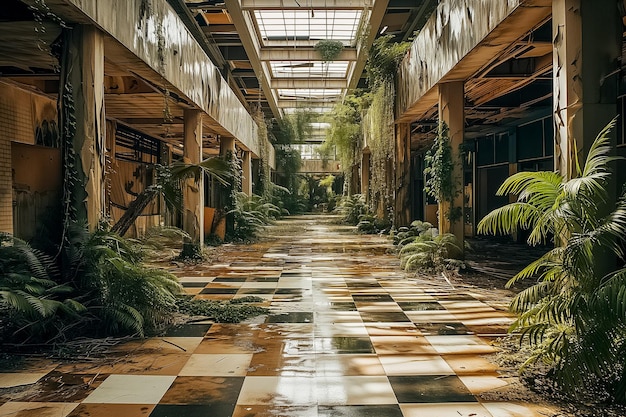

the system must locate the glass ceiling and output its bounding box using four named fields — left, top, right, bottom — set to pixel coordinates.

left=247, top=2, right=372, bottom=123
left=254, top=10, right=362, bottom=46
left=269, top=61, right=350, bottom=78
